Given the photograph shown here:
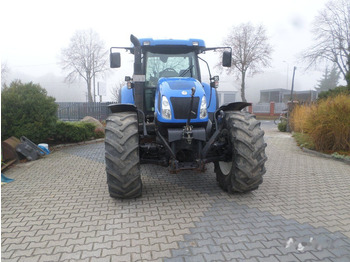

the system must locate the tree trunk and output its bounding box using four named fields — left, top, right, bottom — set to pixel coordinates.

left=346, top=70, right=350, bottom=90
left=86, top=72, right=93, bottom=102
left=87, top=78, right=93, bottom=102
left=240, top=71, right=247, bottom=102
